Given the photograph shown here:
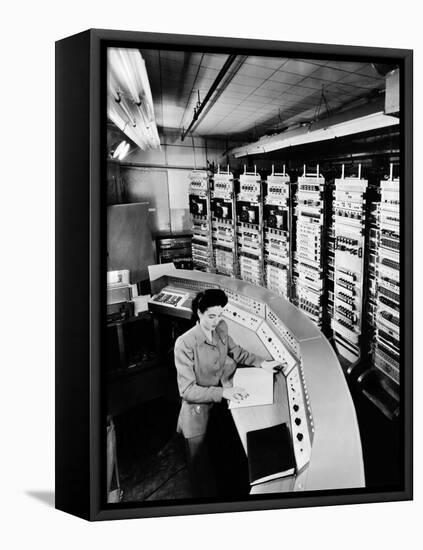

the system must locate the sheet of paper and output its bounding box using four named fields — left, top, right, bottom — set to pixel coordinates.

left=147, top=262, right=176, bottom=282
left=229, top=367, right=274, bottom=409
